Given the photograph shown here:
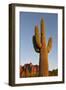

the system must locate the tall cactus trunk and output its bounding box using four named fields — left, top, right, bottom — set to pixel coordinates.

left=39, top=47, right=48, bottom=76
left=39, top=19, right=48, bottom=76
